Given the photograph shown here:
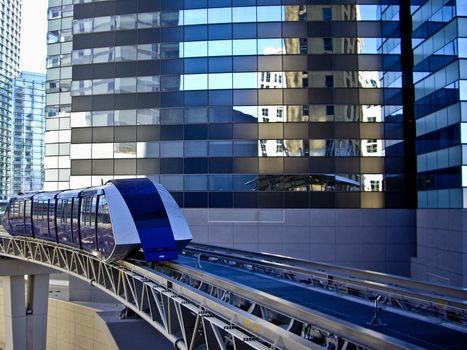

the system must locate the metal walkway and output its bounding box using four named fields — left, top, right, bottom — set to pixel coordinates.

left=0, top=234, right=466, bottom=350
